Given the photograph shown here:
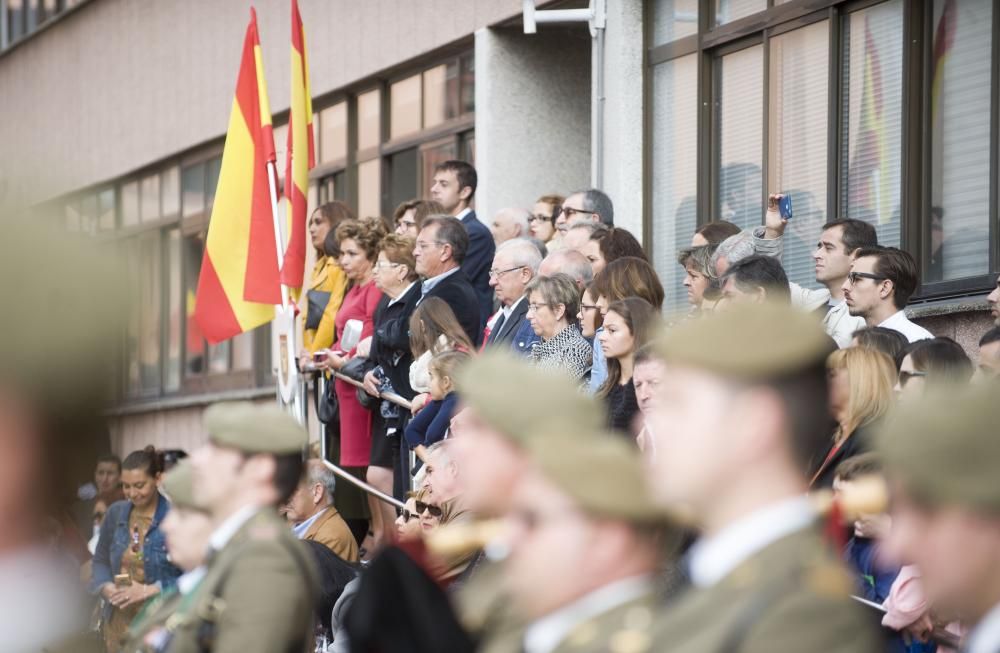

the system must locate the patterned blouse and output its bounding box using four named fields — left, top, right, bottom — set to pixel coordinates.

left=530, top=324, right=593, bottom=381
